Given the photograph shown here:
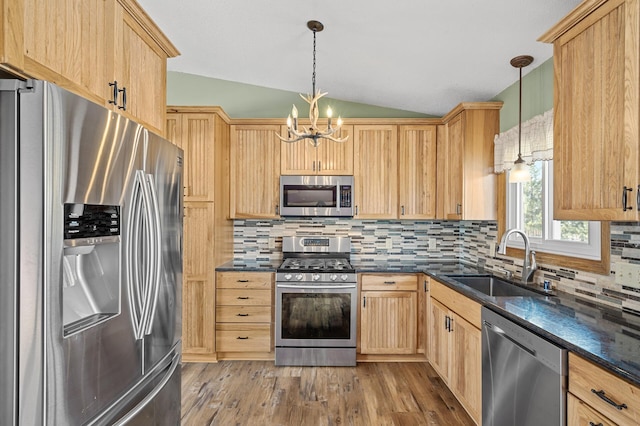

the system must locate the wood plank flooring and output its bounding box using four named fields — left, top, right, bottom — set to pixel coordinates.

left=181, top=361, right=474, bottom=425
